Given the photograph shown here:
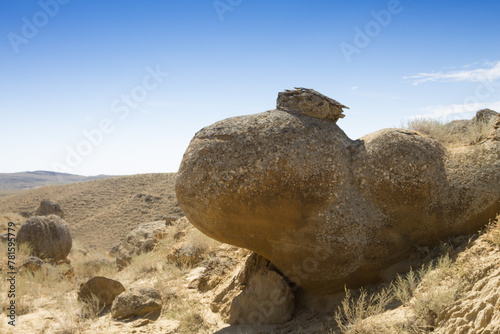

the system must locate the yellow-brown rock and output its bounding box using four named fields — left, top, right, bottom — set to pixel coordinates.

left=176, top=89, right=500, bottom=293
